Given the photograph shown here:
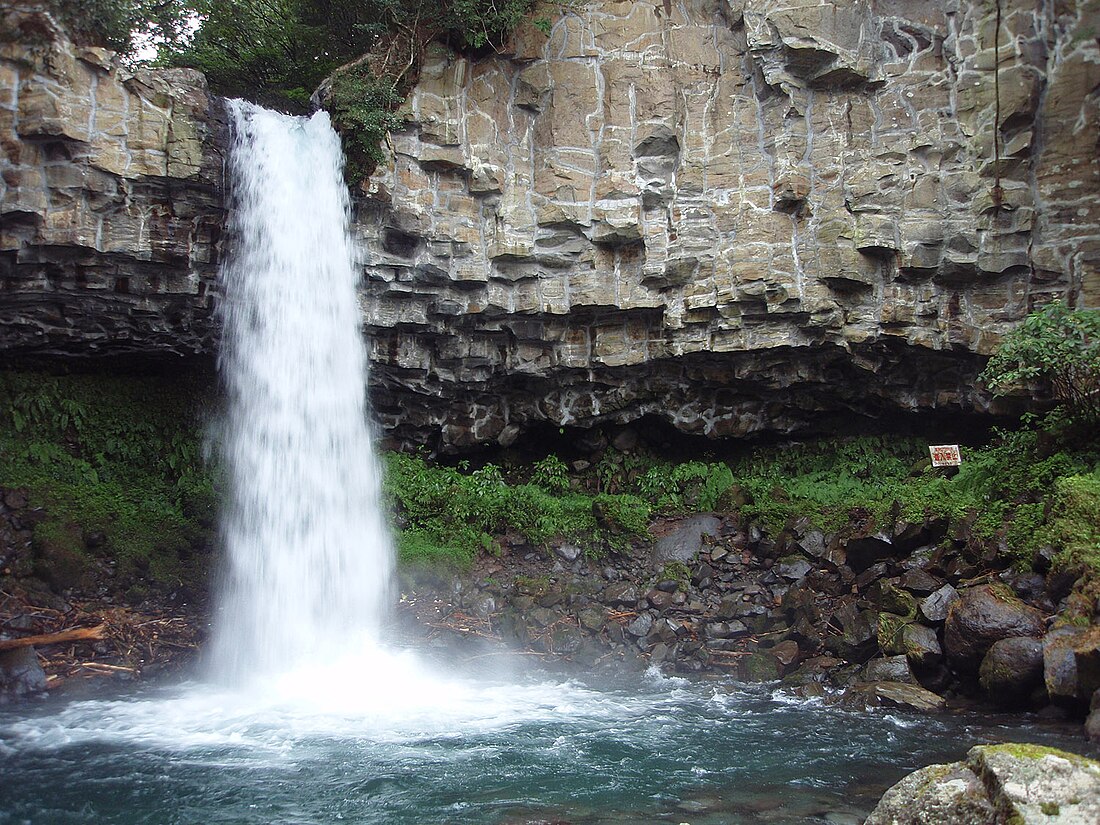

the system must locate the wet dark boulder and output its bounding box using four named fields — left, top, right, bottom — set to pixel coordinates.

left=979, top=636, right=1045, bottom=707
left=824, top=603, right=879, bottom=663
left=846, top=534, right=895, bottom=573
left=865, top=579, right=917, bottom=617
left=841, top=681, right=946, bottom=713
left=943, top=584, right=1045, bottom=675
left=902, top=623, right=942, bottom=669
left=860, top=655, right=914, bottom=684
left=1043, top=626, right=1100, bottom=709
left=899, top=568, right=941, bottom=596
